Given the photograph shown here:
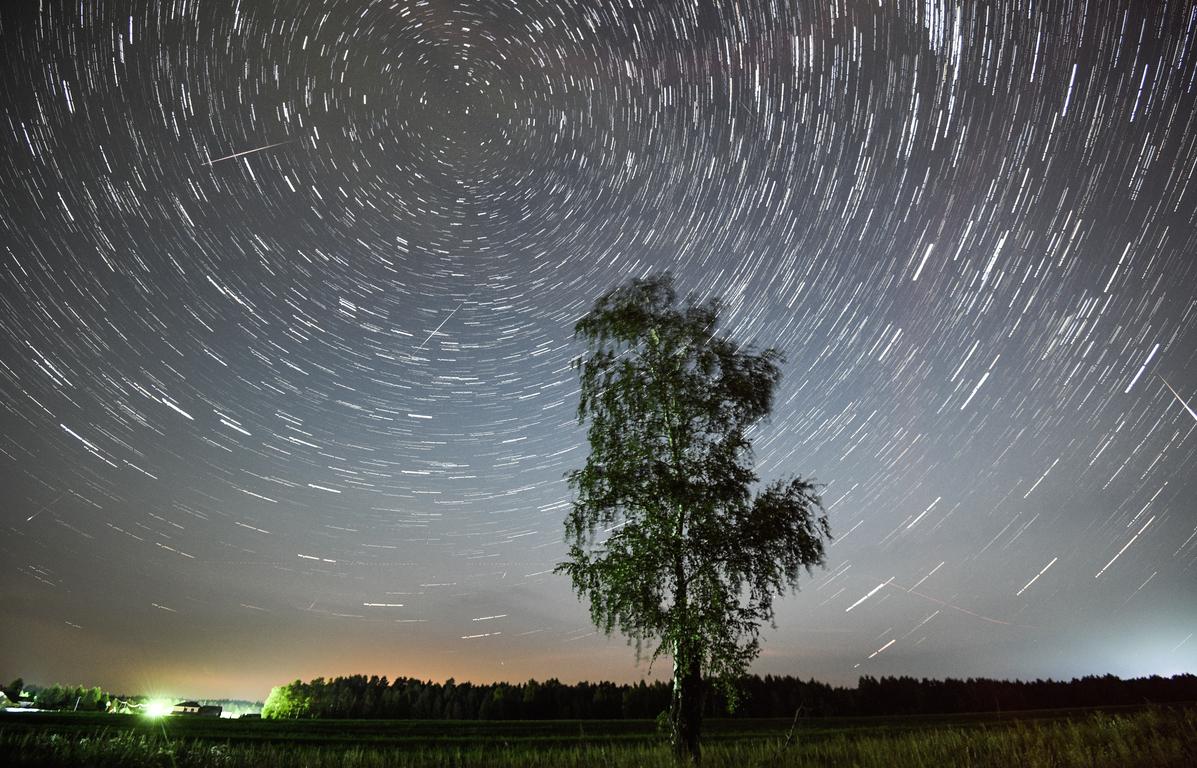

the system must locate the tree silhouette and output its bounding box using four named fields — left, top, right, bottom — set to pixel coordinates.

left=2, top=678, right=22, bottom=701
left=555, top=273, right=831, bottom=763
